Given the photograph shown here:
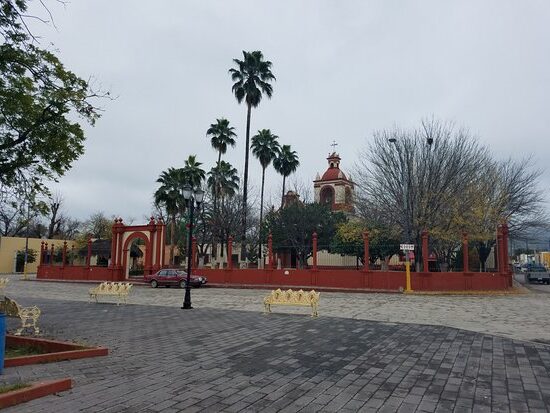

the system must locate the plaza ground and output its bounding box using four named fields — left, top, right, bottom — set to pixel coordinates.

left=1, top=276, right=549, bottom=412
